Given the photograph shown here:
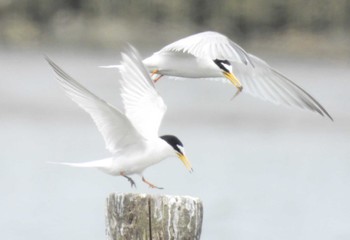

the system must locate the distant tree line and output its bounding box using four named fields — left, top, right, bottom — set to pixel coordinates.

left=0, top=0, right=349, bottom=44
